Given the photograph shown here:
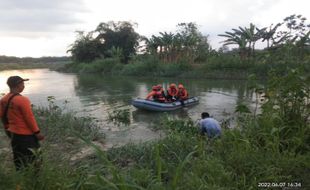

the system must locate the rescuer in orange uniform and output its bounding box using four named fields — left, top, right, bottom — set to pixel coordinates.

left=0, top=76, right=44, bottom=170
left=177, top=84, right=189, bottom=101
left=146, top=85, right=166, bottom=103
left=166, top=83, right=178, bottom=102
